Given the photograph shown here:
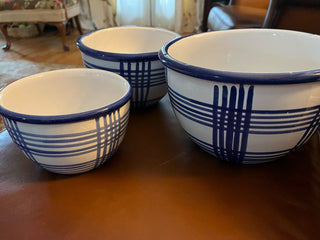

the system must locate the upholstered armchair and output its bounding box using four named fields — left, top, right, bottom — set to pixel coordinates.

left=0, top=0, right=83, bottom=51
left=263, top=0, right=320, bottom=34
left=204, top=0, right=271, bottom=31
